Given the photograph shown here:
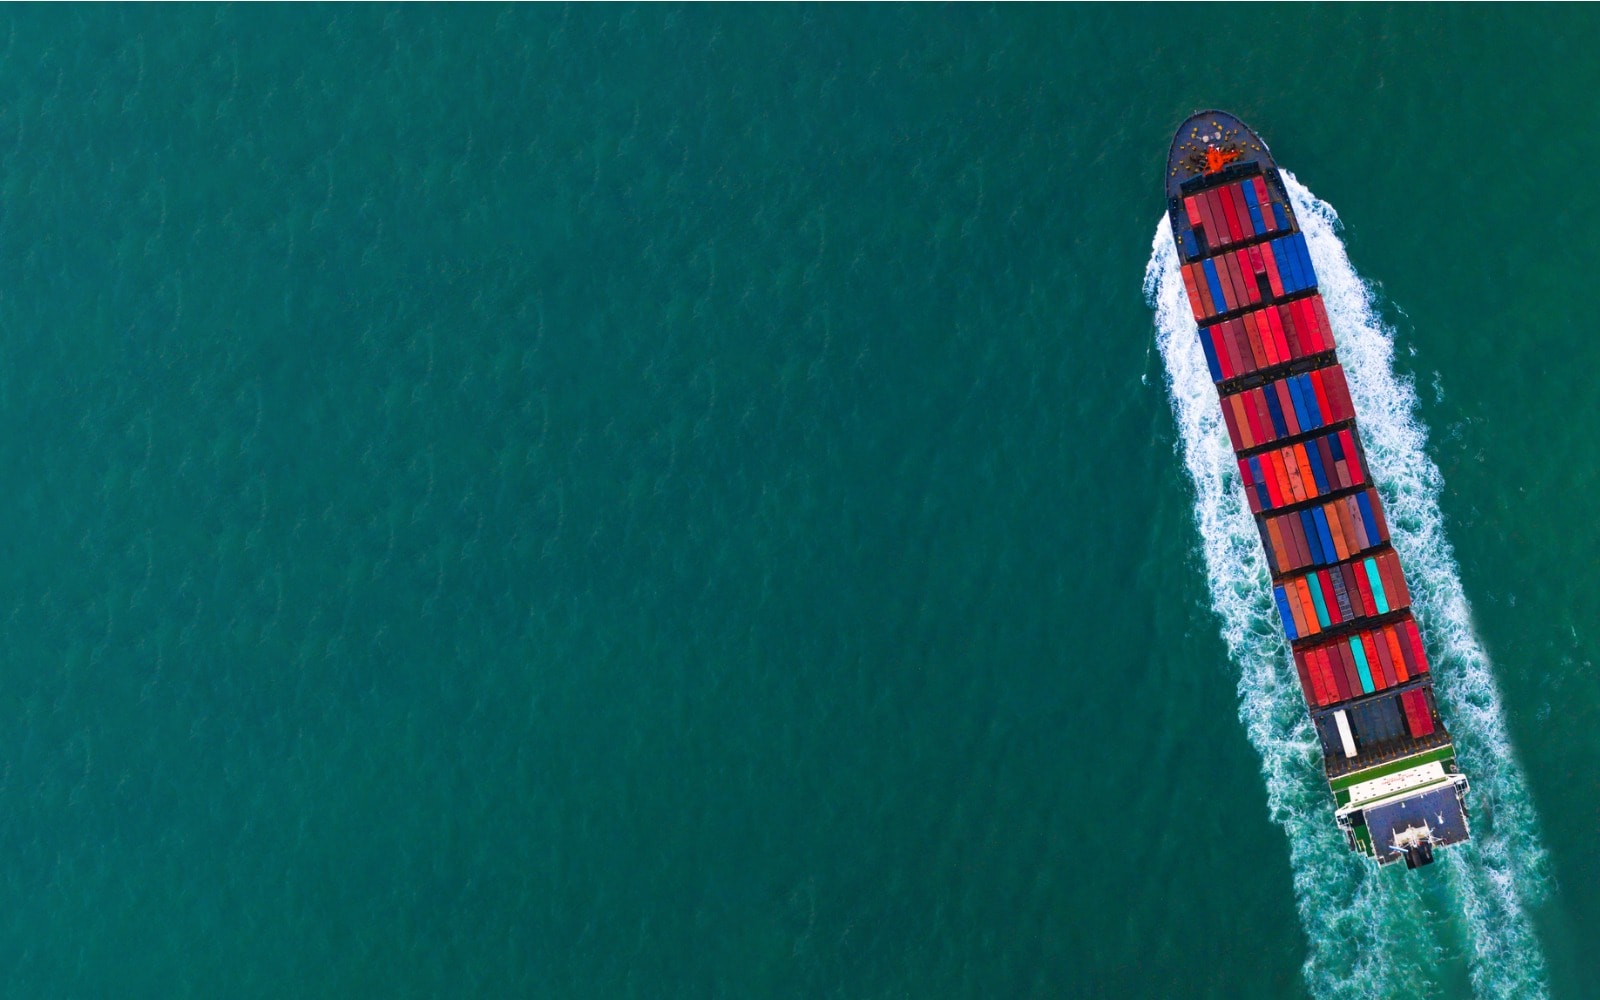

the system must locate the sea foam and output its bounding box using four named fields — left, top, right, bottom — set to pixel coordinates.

left=1144, top=174, right=1549, bottom=999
